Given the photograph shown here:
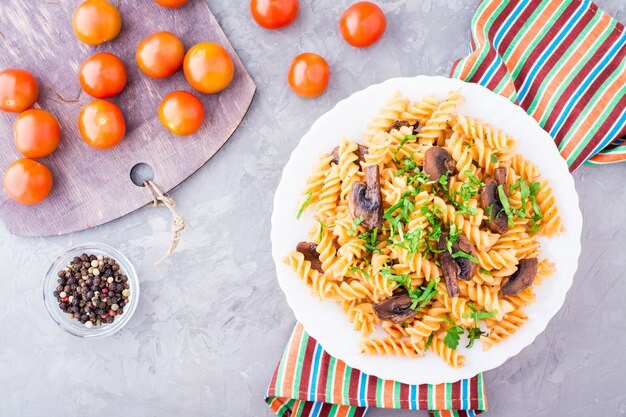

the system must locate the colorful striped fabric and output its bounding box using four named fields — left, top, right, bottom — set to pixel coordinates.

left=451, top=0, right=626, bottom=170
left=265, top=324, right=487, bottom=417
